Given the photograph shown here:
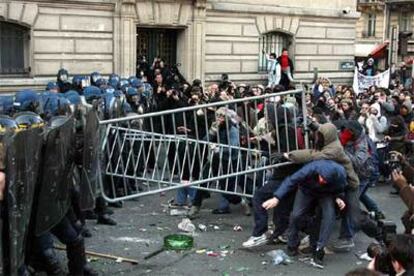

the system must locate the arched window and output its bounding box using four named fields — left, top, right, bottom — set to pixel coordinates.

left=0, top=21, right=30, bottom=76
left=258, top=32, right=292, bottom=71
